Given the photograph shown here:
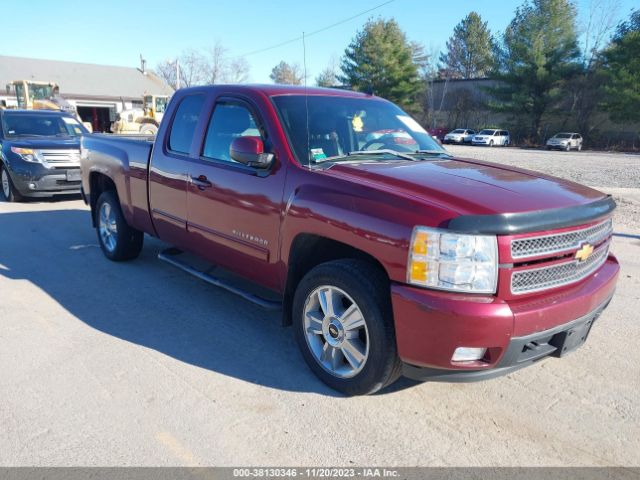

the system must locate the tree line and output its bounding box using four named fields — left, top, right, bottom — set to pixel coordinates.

left=154, top=1, right=639, bottom=145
